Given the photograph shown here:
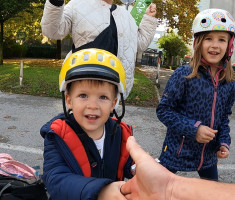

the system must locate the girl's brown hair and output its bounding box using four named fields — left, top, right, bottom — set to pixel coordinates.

left=187, top=32, right=235, bottom=82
